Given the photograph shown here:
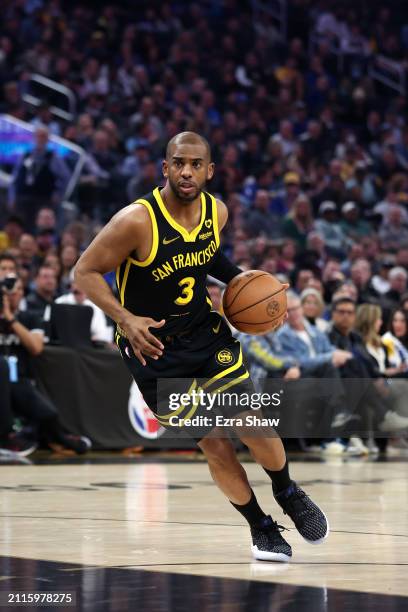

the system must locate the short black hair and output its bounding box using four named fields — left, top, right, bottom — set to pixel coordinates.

left=166, top=131, right=211, bottom=161
left=0, top=252, right=17, bottom=264
left=332, top=297, right=356, bottom=310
